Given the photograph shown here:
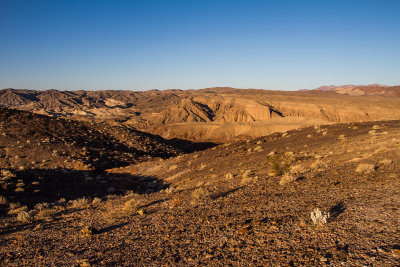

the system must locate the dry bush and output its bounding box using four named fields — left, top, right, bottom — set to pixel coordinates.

left=225, top=173, right=234, bottom=179
left=241, top=170, right=255, bottom=184
left=310, top=160, right=328, bottom=171
left=16, top=182, right=25, bottom=187
left=35, top=207, right=58, bottom=219
left=310, top=208, right=330, bottom=225
left=170, top=194, right=185, bottom=208
left=69, top=197, right=90, bottom=209
left=15, top=187, right=24, bottom=193
left=279, top=174, right=296, bottom=186
left=1, top=169, right=16, bottom=180
left=290, top=164, right=307, bottom=175
left=164, top=186, right=176, bottom=194
left=268, top=155, right=291, bottom=177
left=34, top=202, right=49, bottom=211
left=92, top=197, right=102, bottom=204
left=0, top=196, right=7, bottom=204
left=355, top=163, right=376, bottom=174
left=9, top=205, right=27, bottom=215
left=80, top=226, right=97, bottom=237
left=199, top=164, right=207, bottom=170
left=123, top=198, right=140, bottom=211
left=17, top=211, right=33, bottom=223
left=242, top=170, right=252, bottom=179
left=192, top=188, right=208, bottom=201
left=372, top=125, right=381, bottom=130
